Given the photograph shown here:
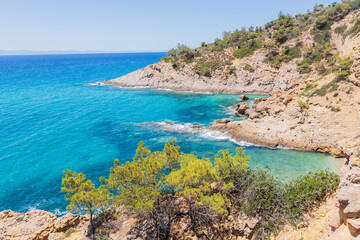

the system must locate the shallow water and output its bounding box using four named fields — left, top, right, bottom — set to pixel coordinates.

left=0, top=53, right=342, bottom=214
